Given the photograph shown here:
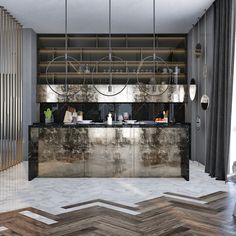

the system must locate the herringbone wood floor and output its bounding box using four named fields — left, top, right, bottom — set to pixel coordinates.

left=0, top=191, right=235, bottom=236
